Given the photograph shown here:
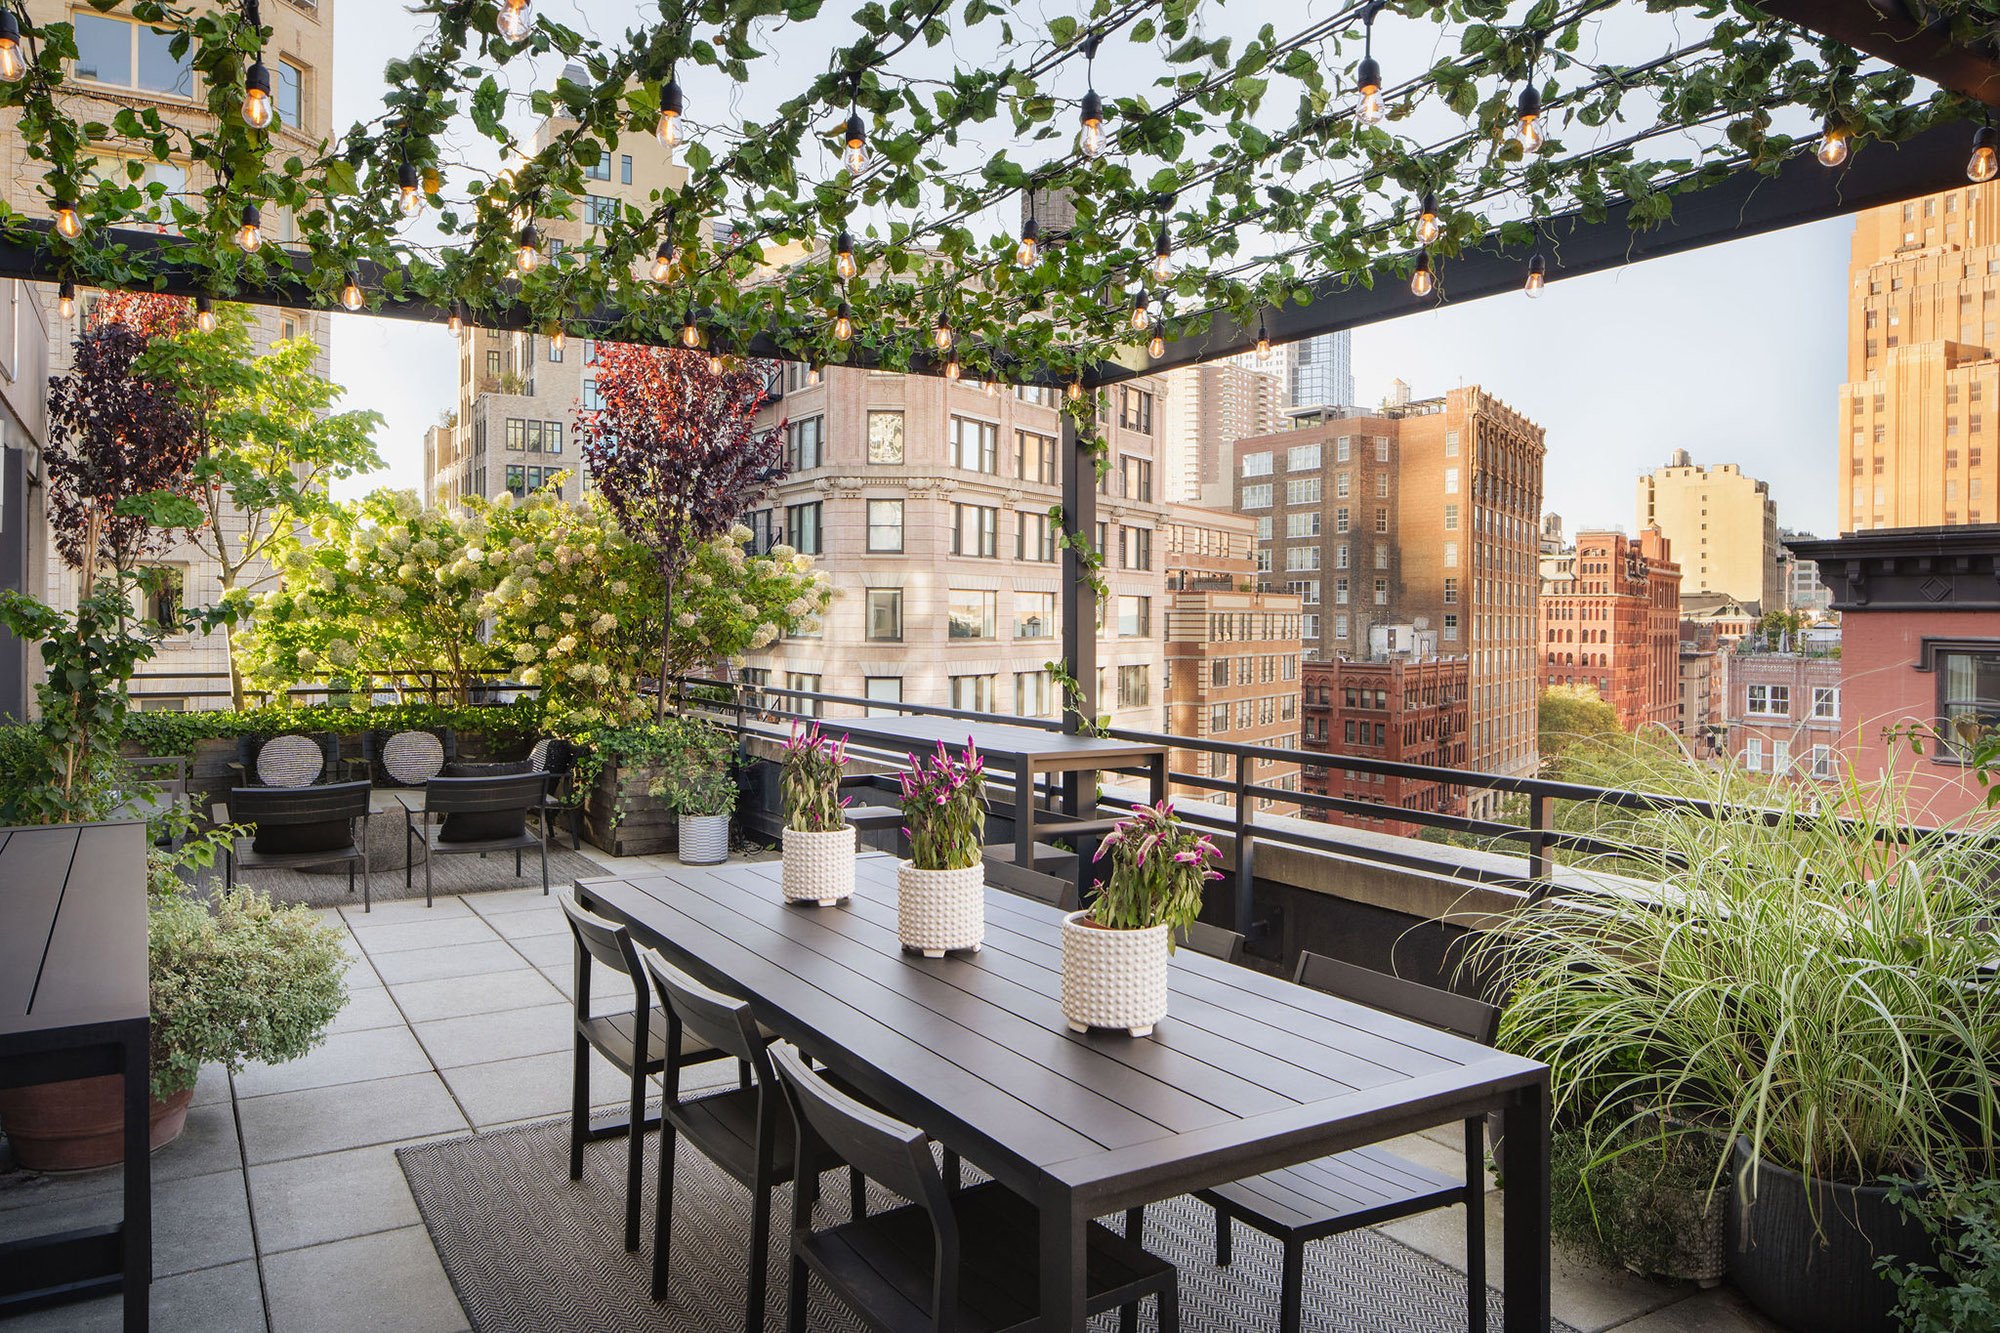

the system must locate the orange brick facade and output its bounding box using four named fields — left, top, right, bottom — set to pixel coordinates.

left=1300, top=657, right=1469, bottom=837
left=1539, top=528, right=1682, bottom=733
